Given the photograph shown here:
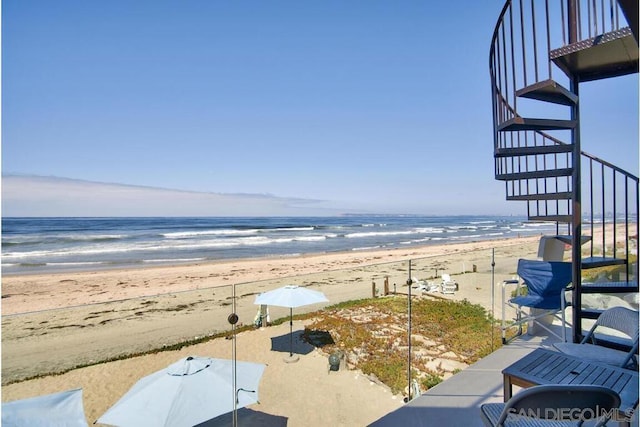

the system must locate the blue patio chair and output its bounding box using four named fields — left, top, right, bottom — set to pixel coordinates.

left=553, top=306, right=639, bottom=369
left=480, top=384, right=621, bottom=427
left=502, top=259, right=572, bottom=343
